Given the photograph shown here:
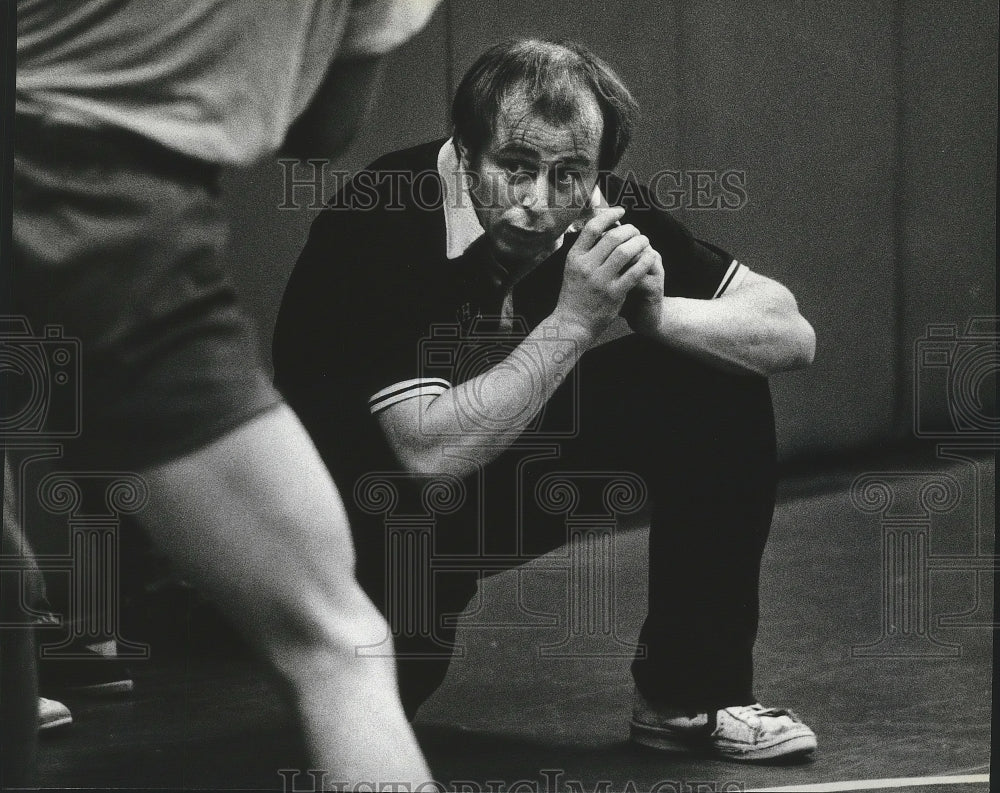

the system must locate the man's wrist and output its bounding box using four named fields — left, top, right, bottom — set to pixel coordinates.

left=546, top=309, right=600, bottom=347
left=624, top=296, right=666, bottom=338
